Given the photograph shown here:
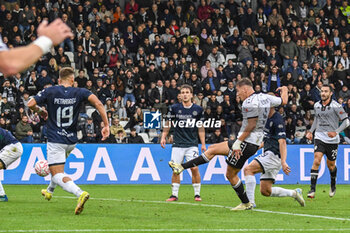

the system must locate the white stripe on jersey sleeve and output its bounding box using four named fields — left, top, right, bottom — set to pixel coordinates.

left=332, top=100, right=349, bottom=121
left=265, top=94, right=282, bottom=107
